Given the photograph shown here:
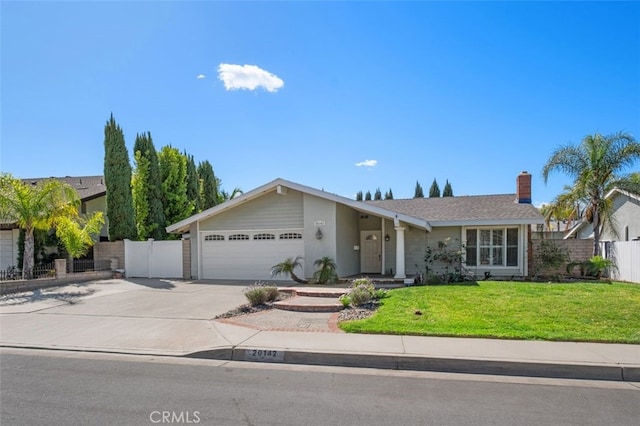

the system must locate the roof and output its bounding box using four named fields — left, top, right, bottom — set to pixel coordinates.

left=167, top=178, right=544, bottom=234
left=23, top=176, right=106, bottom=202
left=166, top=178, right=432, bottom=234
left=368, top=194, right=544, bottom=226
